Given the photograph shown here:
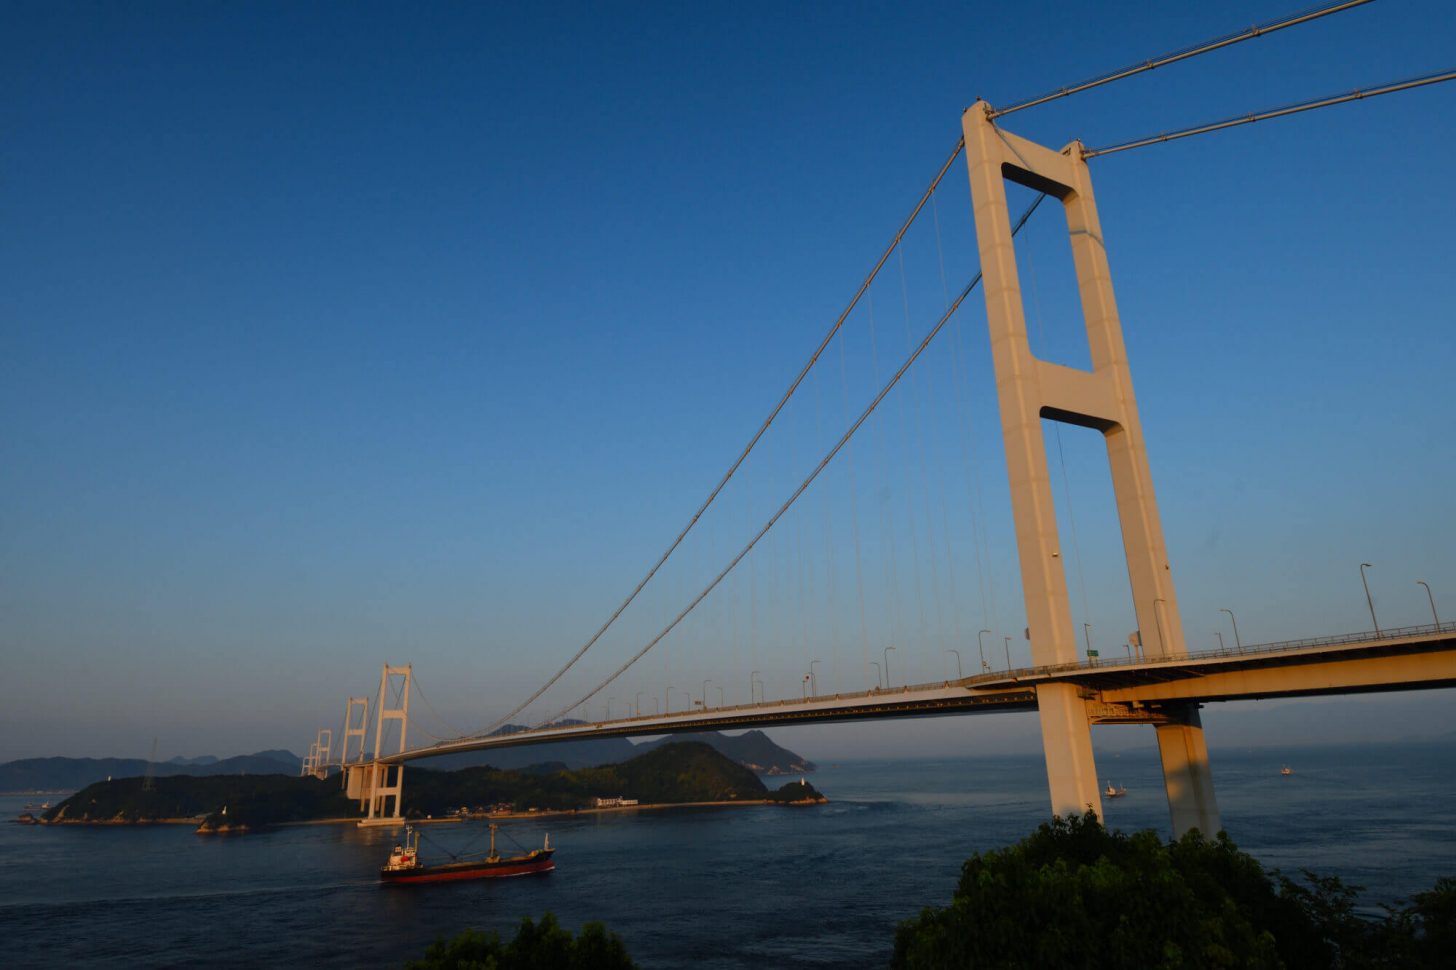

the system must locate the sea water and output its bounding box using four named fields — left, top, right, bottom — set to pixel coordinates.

left=2, top=742, right=1453, bottom=968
